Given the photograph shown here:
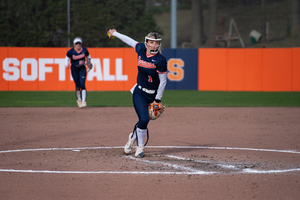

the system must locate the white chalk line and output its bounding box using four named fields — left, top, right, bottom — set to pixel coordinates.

left=0, top=169, right=213, bottom=175
left=165, top=155, right=300, bottom=173
left=0, top=146, right=299, bottom=154
left=126, top=156, right=215, bottom=174
left=165, top=155, right=240, bottom=170
left=0, top=146, right=299, bottom=175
